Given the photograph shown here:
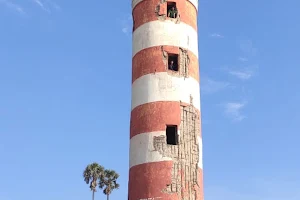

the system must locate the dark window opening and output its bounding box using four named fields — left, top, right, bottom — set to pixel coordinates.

left=132, top=16, right=135, bottom=31
left=168, top=54, right=178, bottom=71
left=167, top=2, right=178, bottom=18
left=166, top=125, right=178, bottom=145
